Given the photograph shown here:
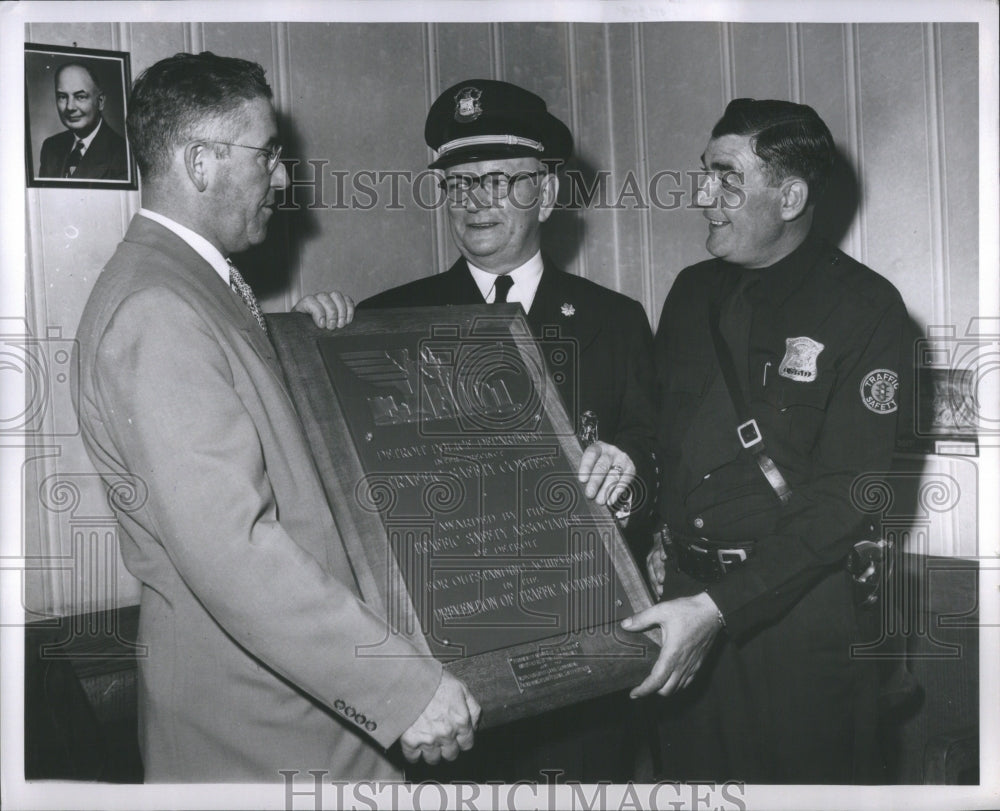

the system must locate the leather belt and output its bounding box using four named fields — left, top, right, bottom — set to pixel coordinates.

left=671, top=533, right=755, bottom=583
